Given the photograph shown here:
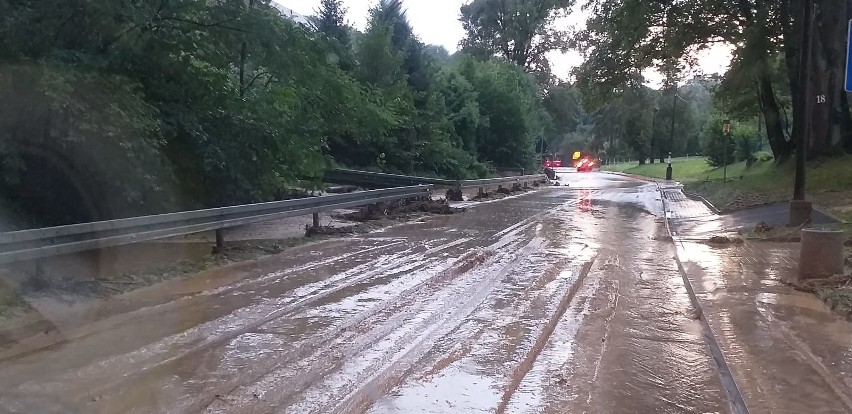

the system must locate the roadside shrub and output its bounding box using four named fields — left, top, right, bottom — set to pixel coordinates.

left=700, top=115, right=736, bottom=167
left=733, top=124, right=760, bottom=163
left=754, top=151, right=774, bottom=162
